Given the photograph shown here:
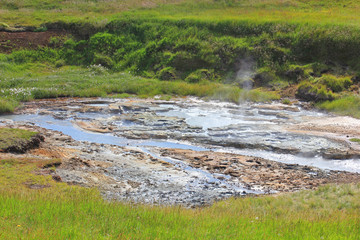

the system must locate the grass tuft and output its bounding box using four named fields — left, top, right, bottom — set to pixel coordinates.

left=0, top=128, right=37, bottom=150
left=0, top=98, right=19, bottom=114
left=317, top=95, right=360, bottom=118
left=350, top=138, right=360, bottom=143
